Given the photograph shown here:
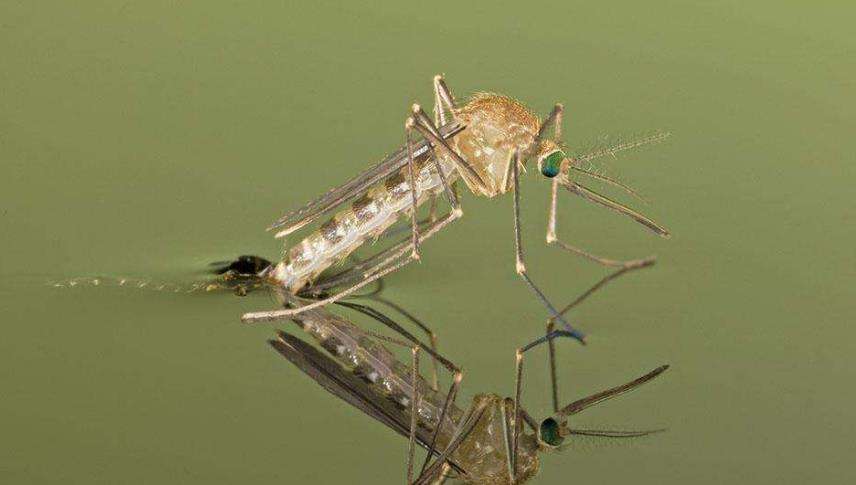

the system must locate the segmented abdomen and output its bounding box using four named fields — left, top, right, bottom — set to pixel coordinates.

left=272, top=157, right=457, bottom=292
left=291, top=305, right=462, bottom=444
